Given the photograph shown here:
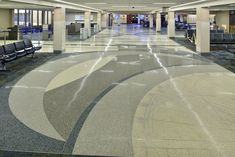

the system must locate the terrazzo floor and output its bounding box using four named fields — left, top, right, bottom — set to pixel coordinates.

left=0, top=24, right=235, bottom=157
